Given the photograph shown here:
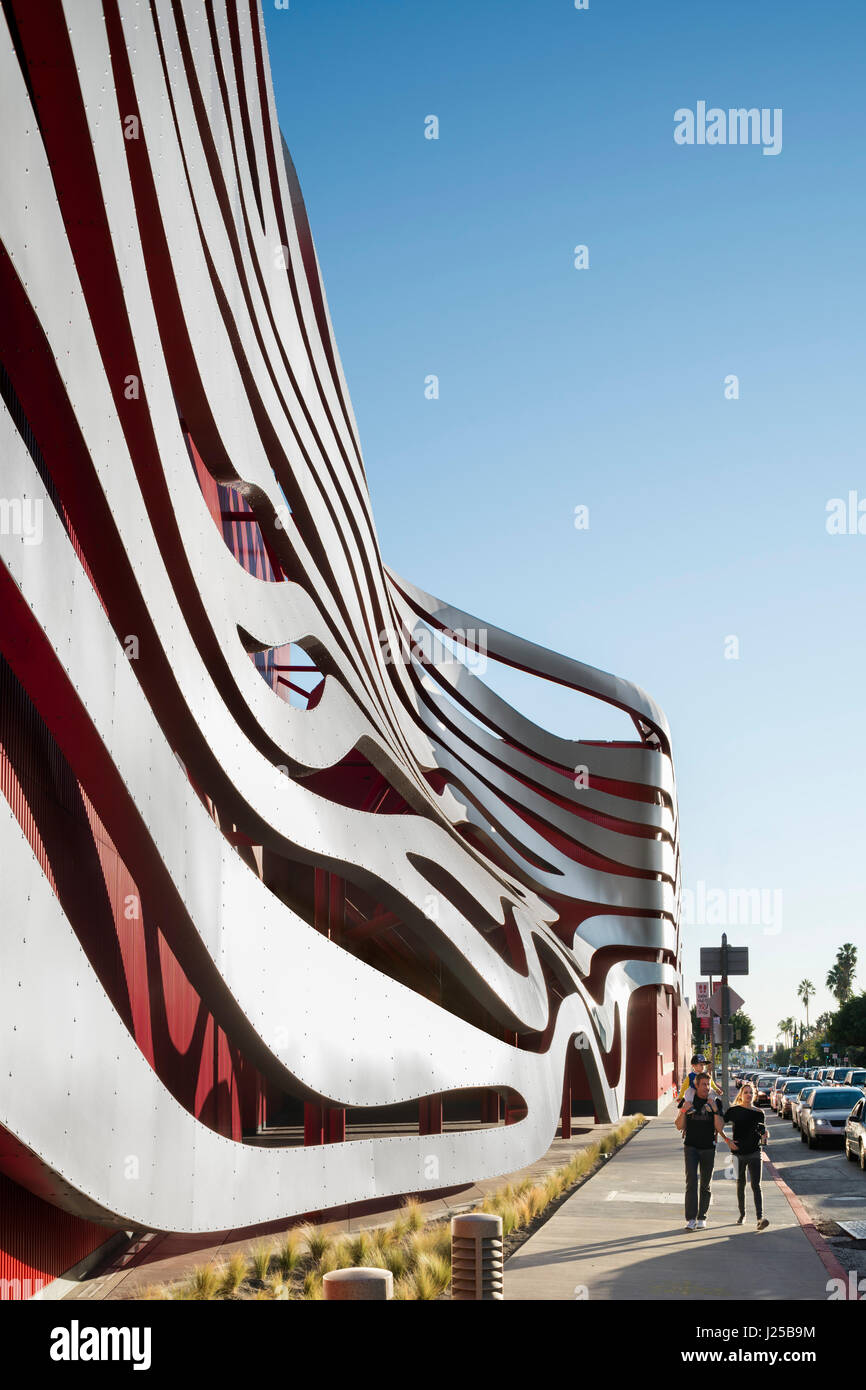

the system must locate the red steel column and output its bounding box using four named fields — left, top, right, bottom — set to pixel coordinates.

left=304, top=1103, right=325, bottom=1146
left=560, top=1057, right=572, bottom=1140
left=327, top=1108, right=346, bottom=1143
left=419, top=1096, right=443, bottom=1135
